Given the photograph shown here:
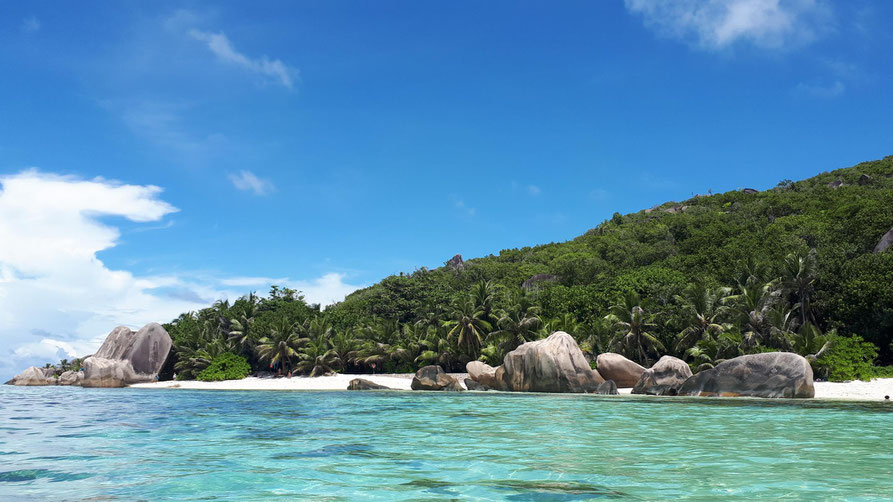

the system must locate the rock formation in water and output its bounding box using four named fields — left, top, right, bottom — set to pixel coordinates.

left=596, top=353, right=646, bottom=388
left=411, top=365, right=463, bottom=391
left=632, top=355, right=692, bottom=396
left=9, top=366, right=56, bottom=386
left=347, top=378, right=391, bottom=390
left=58, top=370, right=83, bottom=386
left=81, top=323, right=172, bottom=388
left=678, top=352, right=815, bottom=398
left=499, top=331, right=605, bottom=393
left=595, top=380, right=619, bottom=395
